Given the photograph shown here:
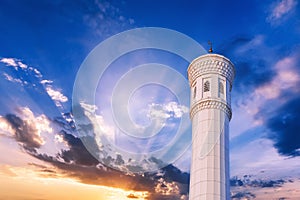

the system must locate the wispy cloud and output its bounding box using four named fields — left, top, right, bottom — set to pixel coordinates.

left=81, top=0, right=135, bottom=37
left=0, top=57, right=69, bottom=112
left=230, top=54, right=300, bottom=172
left=231, top=137, right=300, bottom=179
left=235, top=35, right=264, bottom=54
left=148, top=102, right=189, bottom=120
left=1, top=57, right=28, bottom=70
left=40, top=79, right=53, bottom=84
left=2, top=73, right=23, bottom=84
left=231, top=177, right=300, bottom=200
left=17, top=61, right=27, bottom=69
left=0, top=58, right=18, bottom=68
left=255, top=56, right=300, bottom=100
left=267, top=0, right=298, bottom=25
left=1, top=58, right=69, bottom=117
left=45, top=86, right=68, bottom=107
left=1, top=57, right=40, bottom=85
left=224, top=34, right=300, bottom=178
left=163, top=102, right=189, bottom=118
left=241, top=55, right=300, bottom=118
